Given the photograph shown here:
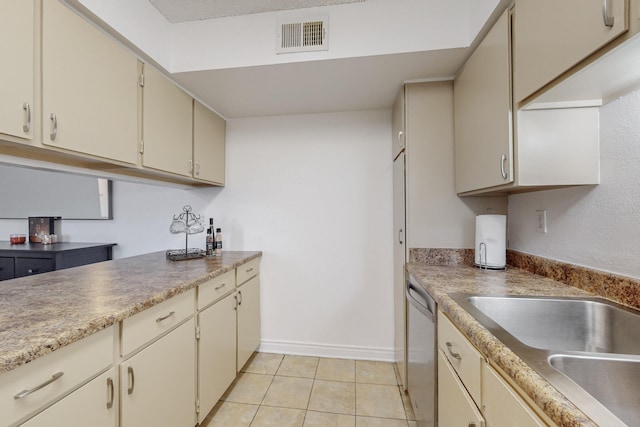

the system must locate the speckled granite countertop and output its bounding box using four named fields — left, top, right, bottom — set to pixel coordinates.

left=0, top=250, right=261, bottom=375
left=407, top=263, right=602, bottom=427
